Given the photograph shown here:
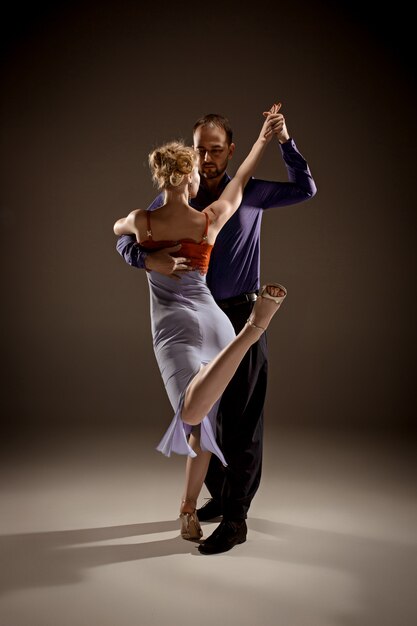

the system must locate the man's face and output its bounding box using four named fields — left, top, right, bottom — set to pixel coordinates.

left=193, top=124, right=235, bottom=180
